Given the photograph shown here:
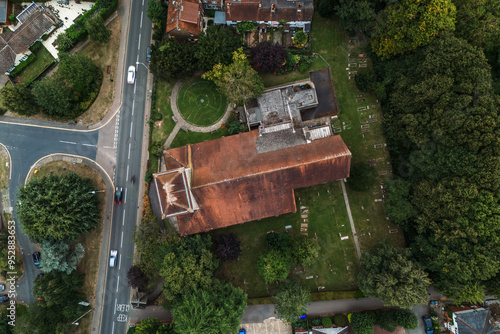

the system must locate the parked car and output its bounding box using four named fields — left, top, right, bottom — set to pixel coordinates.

left=0, top=295, right=8, bottom=303
left=115, top=187, right=123, bottom=204
left=238, top=329, right=246, bottom=334
left=423, top=315, right=434, bottom=334
left=109, top=250, right=118, bottom=267
left=0, top=284, right=5, bottom=292
left=127, top=65, right=136, bottom=84
left=146, top=47, right=152, bottom=62
left=32, top=251, right=41, bottom=268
